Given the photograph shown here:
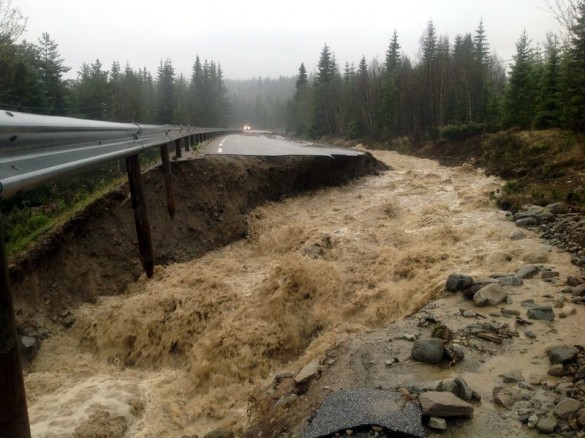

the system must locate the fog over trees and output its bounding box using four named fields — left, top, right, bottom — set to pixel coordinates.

left=1, top=0, right=585, bottom=137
